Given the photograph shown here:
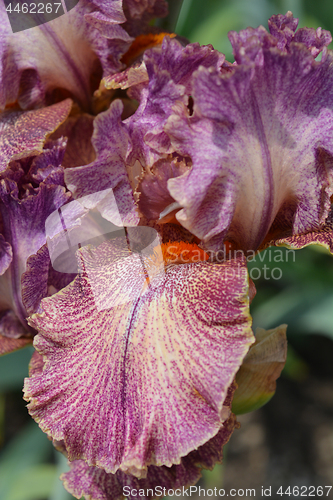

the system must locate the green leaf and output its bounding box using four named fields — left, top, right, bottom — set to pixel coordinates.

left=4, top=464, right=58, bottom=500
left=0, top=346, right=34, bottom=392
left=0, top=421, right=54, bottom=499
left=232, top=325, right=287, bottom=414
